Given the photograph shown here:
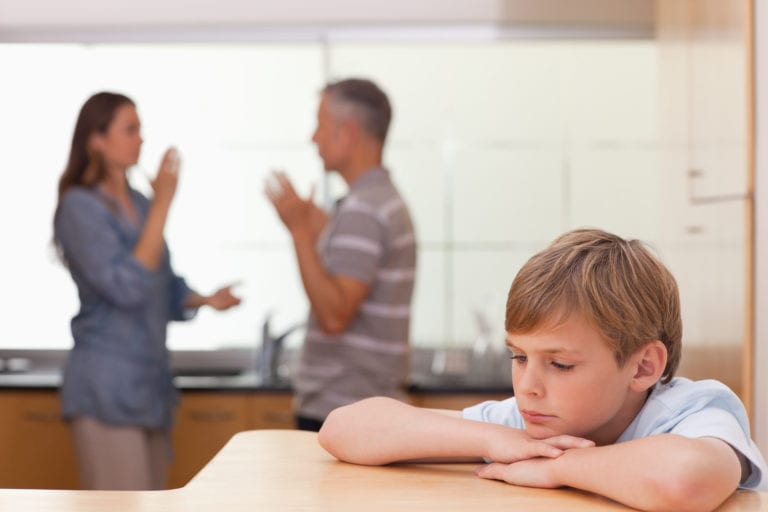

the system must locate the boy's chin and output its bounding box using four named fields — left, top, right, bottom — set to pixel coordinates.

left=524, top=423, right=562, bottom=439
